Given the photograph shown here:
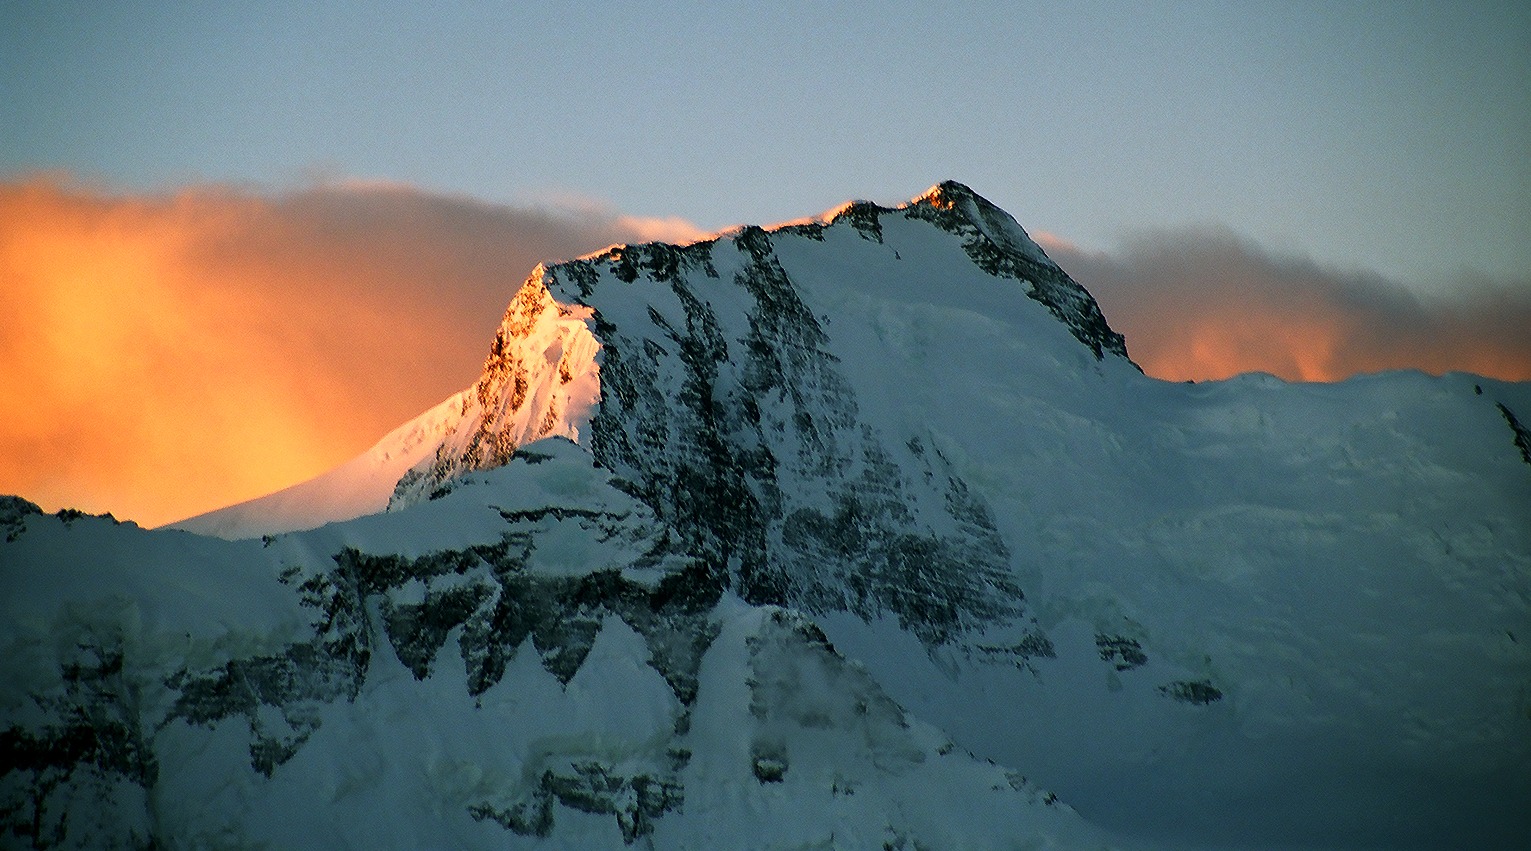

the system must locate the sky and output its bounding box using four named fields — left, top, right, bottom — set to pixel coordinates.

left=3, top=1, right=1529, bottom=526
